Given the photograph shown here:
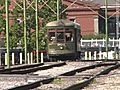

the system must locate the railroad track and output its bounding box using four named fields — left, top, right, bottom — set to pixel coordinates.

left=63, top=63, right=120, bottom=90
left=0, top=63, right=43, bottom=73
left=0, top=66, right=4, bottom=70
left=5, top=61, right=119, bottom=90
left=0, top=62, right=66, bottom=74
left=83, top=63, right=120, bottom=90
